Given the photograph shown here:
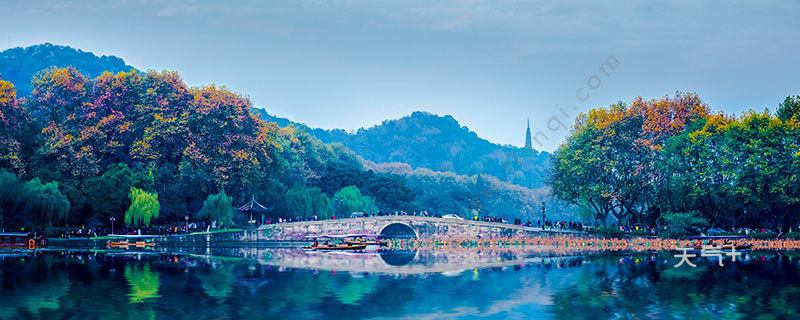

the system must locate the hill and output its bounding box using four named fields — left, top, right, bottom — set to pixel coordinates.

left=0, top=43, right=136, bottom=96
left=0, top=44, right=576, bottom=230
left=257, top=110, right=552, bottom=189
